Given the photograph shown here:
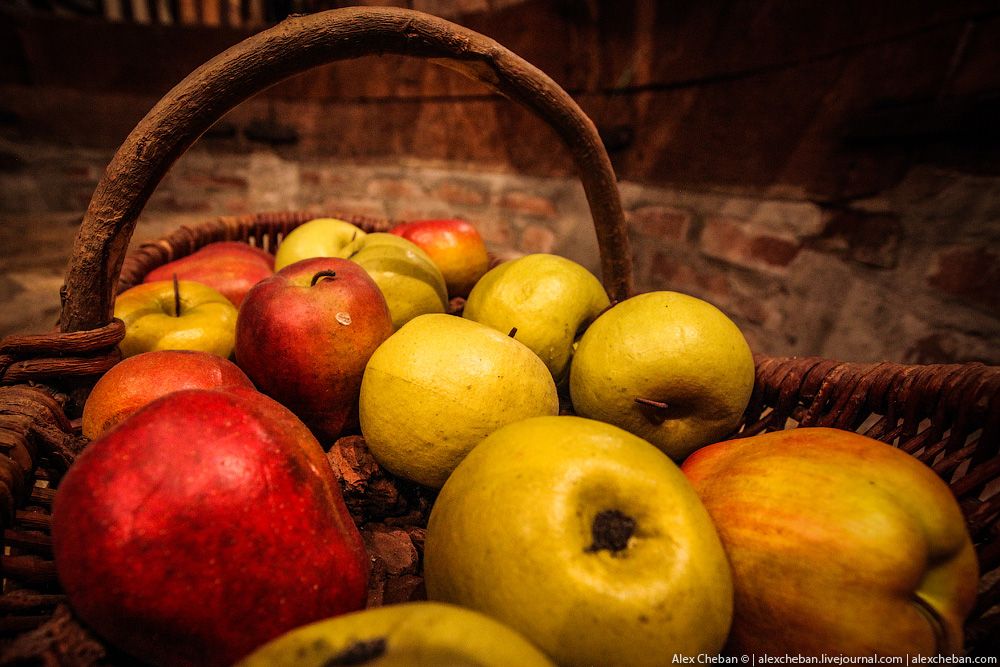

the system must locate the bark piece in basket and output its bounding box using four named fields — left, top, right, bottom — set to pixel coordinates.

left=327, top=436, right=435, bottom=610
